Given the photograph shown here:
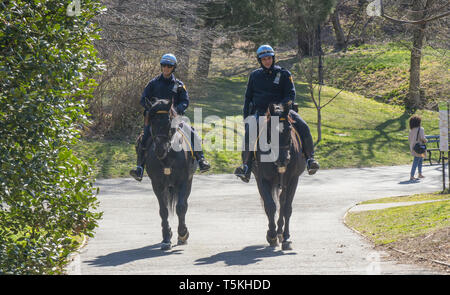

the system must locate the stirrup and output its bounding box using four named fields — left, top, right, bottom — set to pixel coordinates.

left=198, top=159, right=211, bottom=173
left=234, top=165, right=251, bottom=183
left=130, top=166, right=144, bottom=181
left=306, top=159, right=319, bottom=175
